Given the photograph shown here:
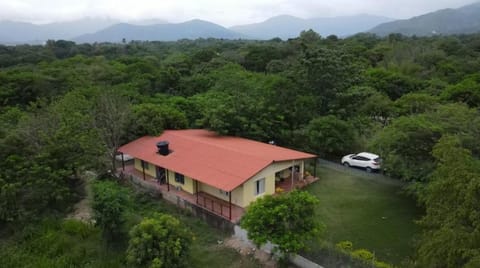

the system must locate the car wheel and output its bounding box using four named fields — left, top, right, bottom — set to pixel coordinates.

left=366, top=167, right=372, bottom=173
left=343, top=162, right=350, bottom=167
